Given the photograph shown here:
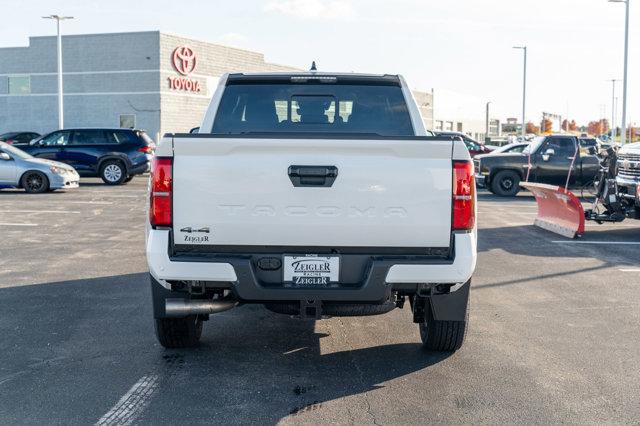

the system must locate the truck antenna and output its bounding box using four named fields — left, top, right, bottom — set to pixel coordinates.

left=310, top=61, right=317, bottom=71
